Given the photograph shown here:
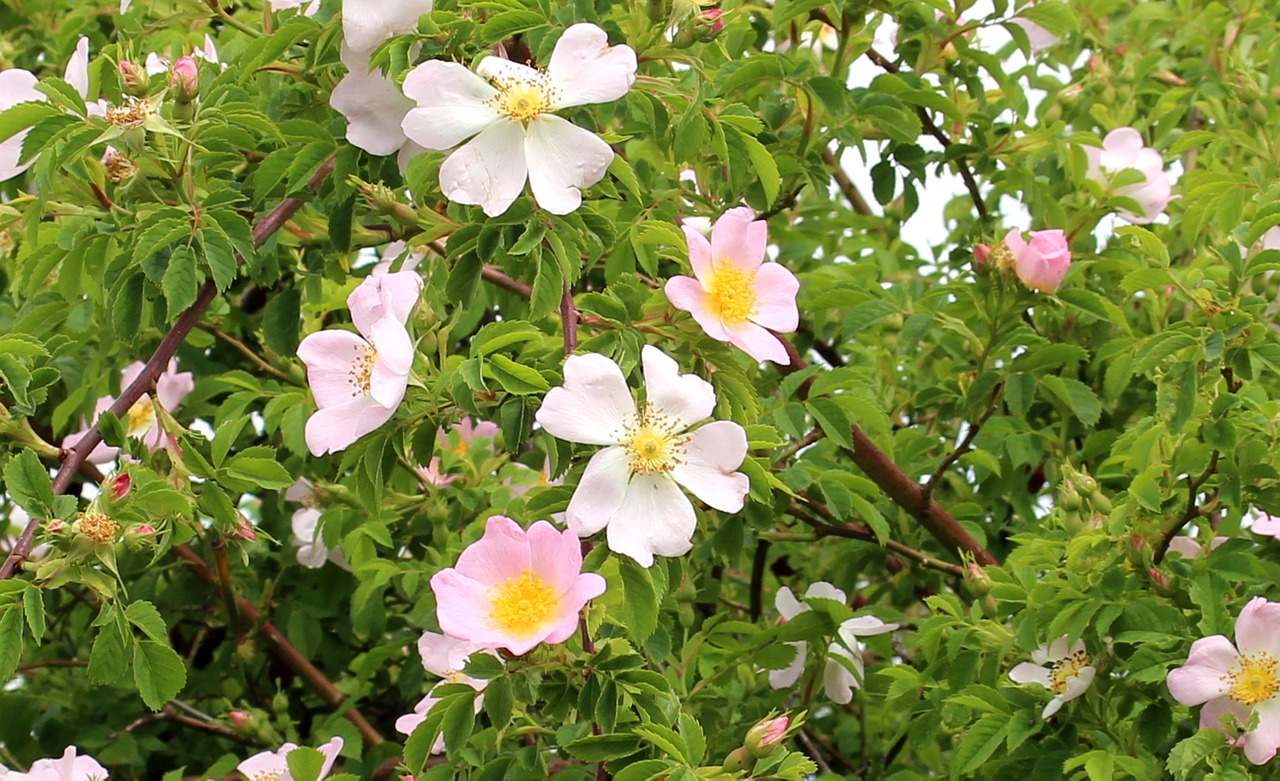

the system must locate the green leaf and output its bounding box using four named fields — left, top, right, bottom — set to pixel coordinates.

left=1167, top=728, right=1226, bottom=780
left=4, top=449, right=55, bottom=517
left=1038, top=376, right=1102, bottom=426
left=953, top=714, right=1010, bottom=776
left=482, top=10, right=547, bottom=42
left=562, top=733, right=643, bottom=762
left=22, top=585, right=45, bottom=642
left=0, top=608, right=23, bottom=682
left=263, top=287, right=302, bottom=356
left=162, top=246, right=200, bottom=320
left=727, top=126, right=780, bottom=206
left=125, top=600, right=169, bottom=643
left=221, top=452, right=294, bottom=490
left=619, top=557, right=659, bottom=643
left=633, top=723, right=689, bottom=764
left=806, top=398, right=854, bottom=450
left=487, top=354, right=550, bottom=395
left=285, top=746, right=325, bottom=781
left=484, top=675, right=513, bottom=730
left=88, top=623, right=129, bottom=685
left=0, top=100, right=60, bottom=145
left=133, top=639, right=187, bottom=710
